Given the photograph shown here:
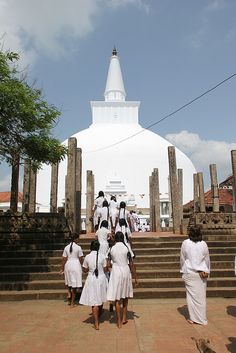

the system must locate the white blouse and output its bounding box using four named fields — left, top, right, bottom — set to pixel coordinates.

left=180, top=238, right=210, bottom=274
